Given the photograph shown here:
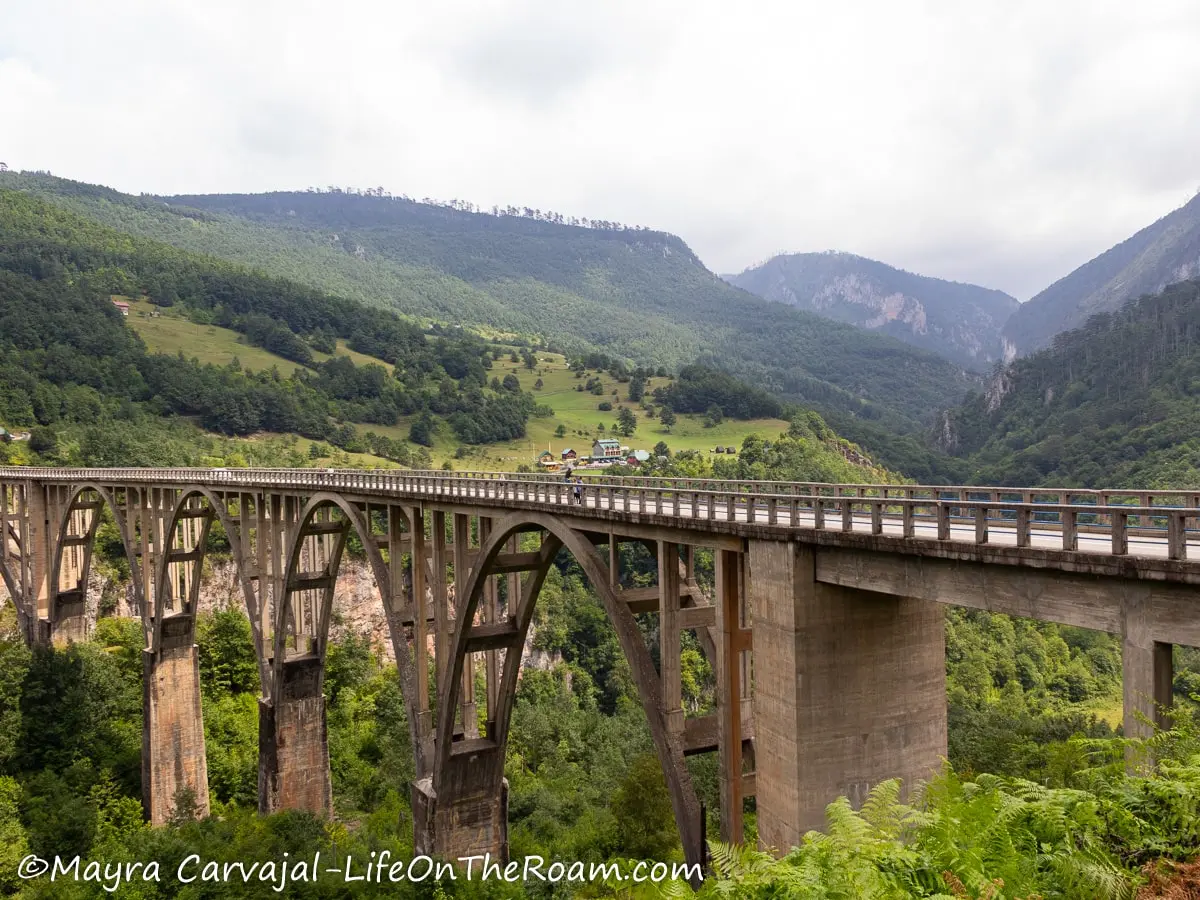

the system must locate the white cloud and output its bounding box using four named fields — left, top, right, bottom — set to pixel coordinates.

left=2, top=0, right=1199, bottom=298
